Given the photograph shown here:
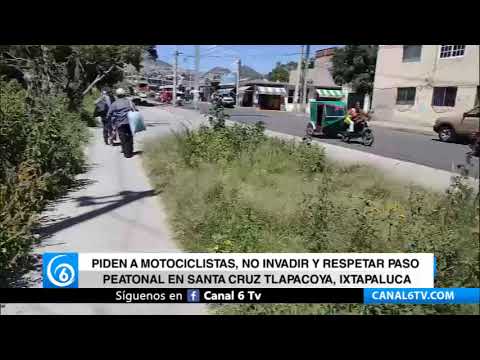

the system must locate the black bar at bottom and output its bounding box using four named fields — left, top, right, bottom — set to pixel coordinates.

left=0, top=288, right=363, bottom=304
